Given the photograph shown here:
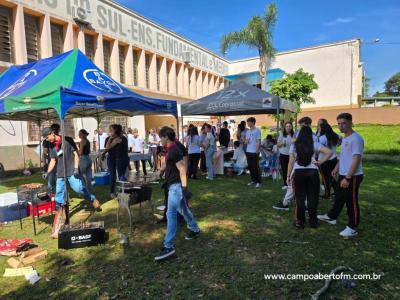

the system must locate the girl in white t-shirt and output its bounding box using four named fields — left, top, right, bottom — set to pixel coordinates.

left=277, top=122, right=294, bottom=188
left=318, top=122, right=340, bottom=198
left=186, top=126, right=201, bottom=179
left=287, top=126, right=332, bottom=229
